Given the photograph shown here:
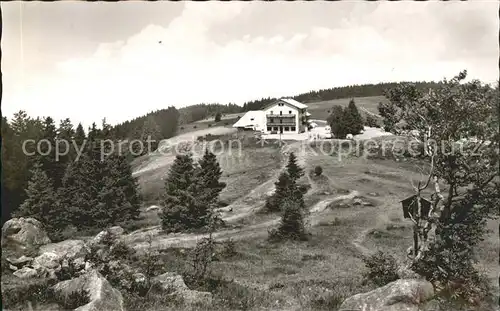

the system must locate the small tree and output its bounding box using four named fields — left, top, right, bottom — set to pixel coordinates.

left=382, top=71, right=499, bottom=305
left=327, top=105, right=348, bottom=138
left=214, top=112, right=222, bottom=123
left=161, top=154, right=199, bottom=232
left=286, top=152, right=304, bottom=182
left=269, top=198, right=307, bottom=241
left=265, top=171, right=305, bottom=213
left=344, top=99, right=364, bottom=135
